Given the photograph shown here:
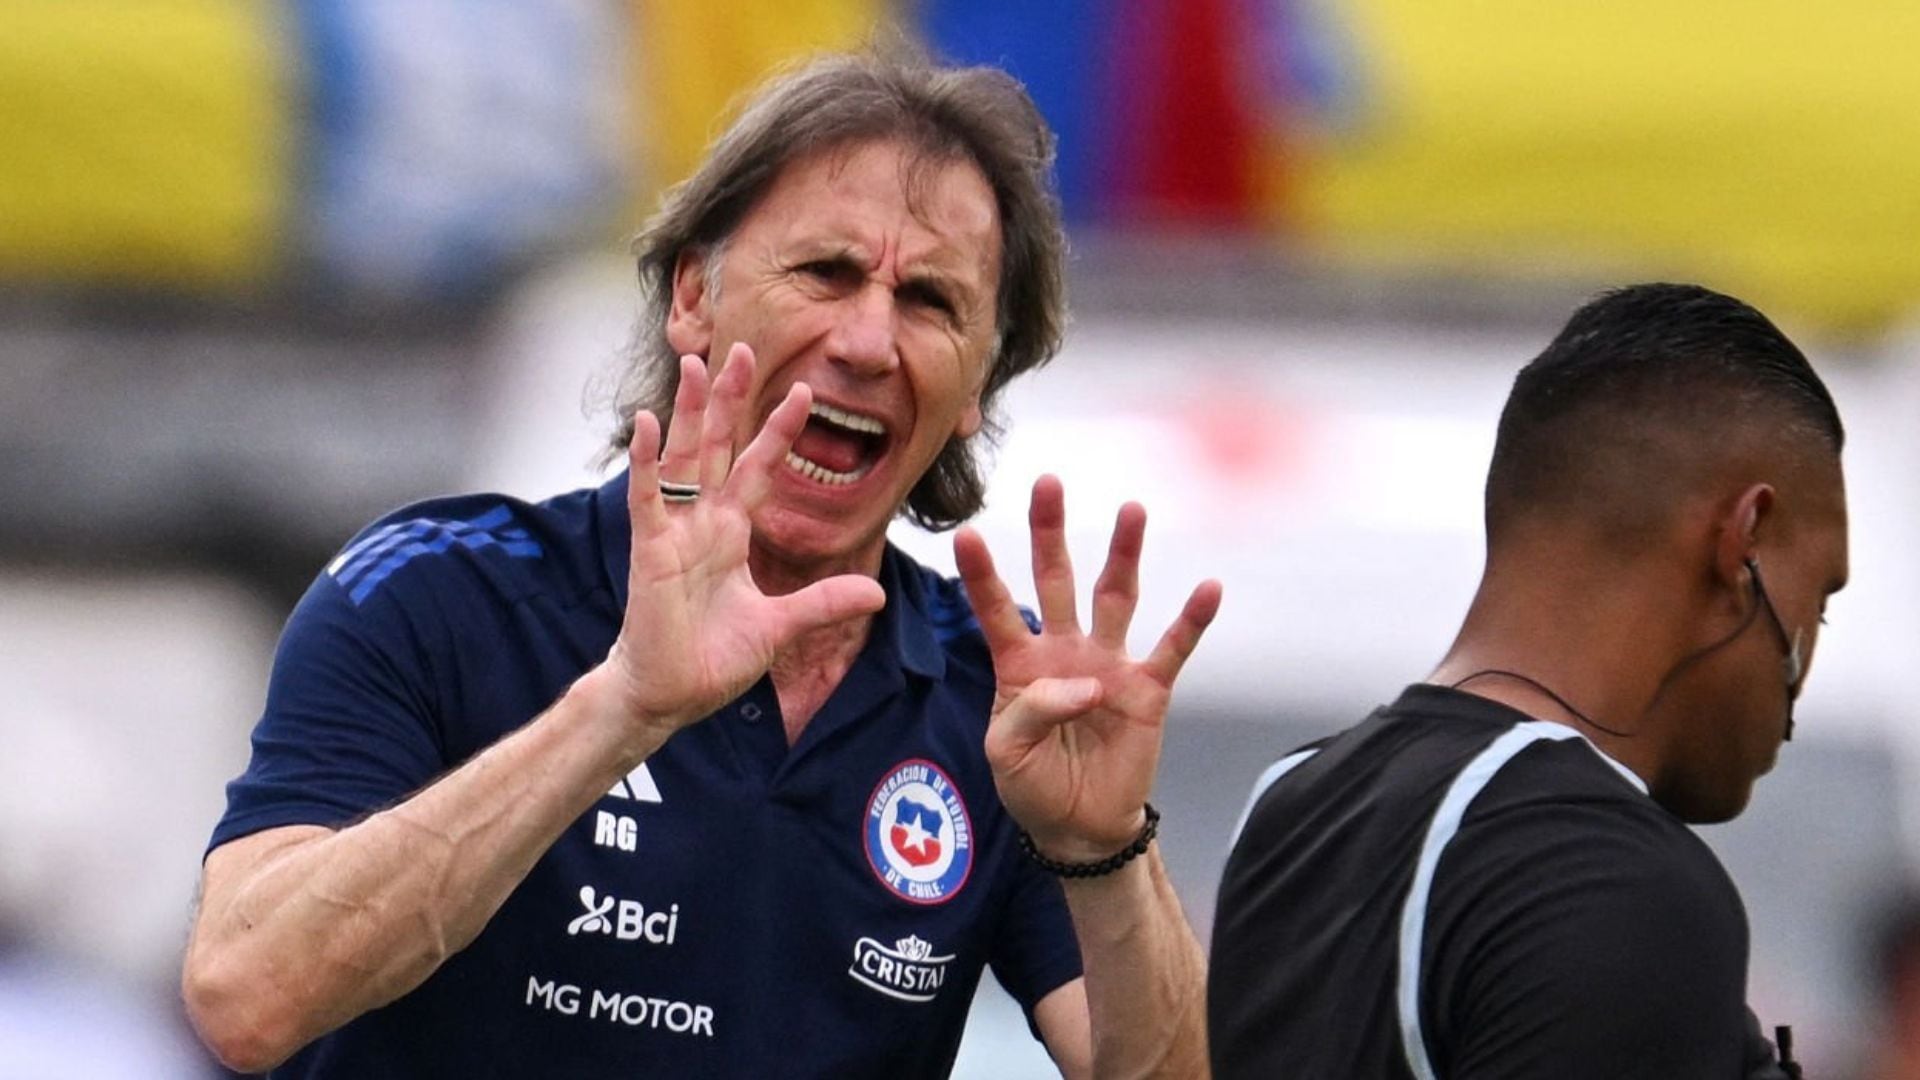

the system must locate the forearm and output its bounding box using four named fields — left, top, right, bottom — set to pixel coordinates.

left=185, top=666, right=668, bottom=1070
left=1062, top=847, right=1209, bottom=1080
